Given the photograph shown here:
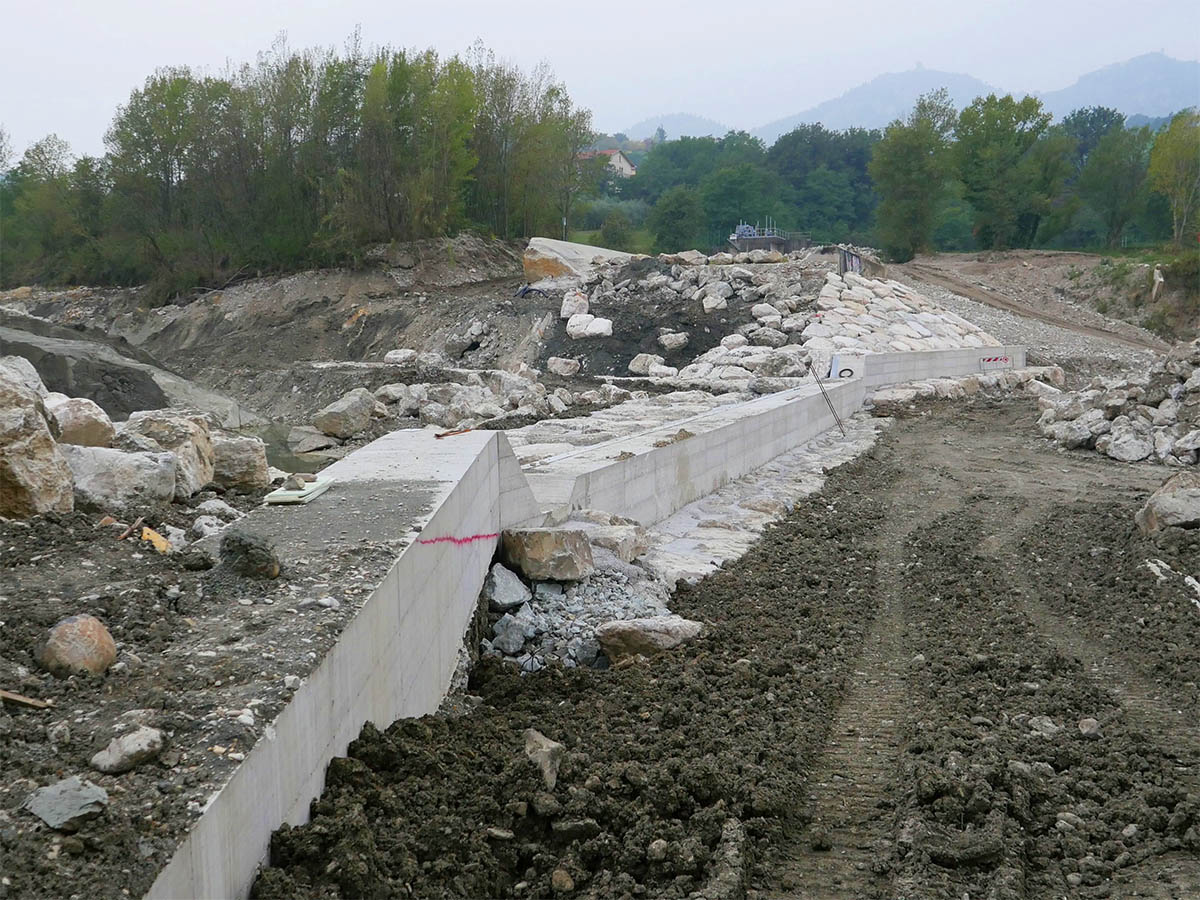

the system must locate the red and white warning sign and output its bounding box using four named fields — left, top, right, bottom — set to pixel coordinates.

left=979, top=355, right=1013, bottom=371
